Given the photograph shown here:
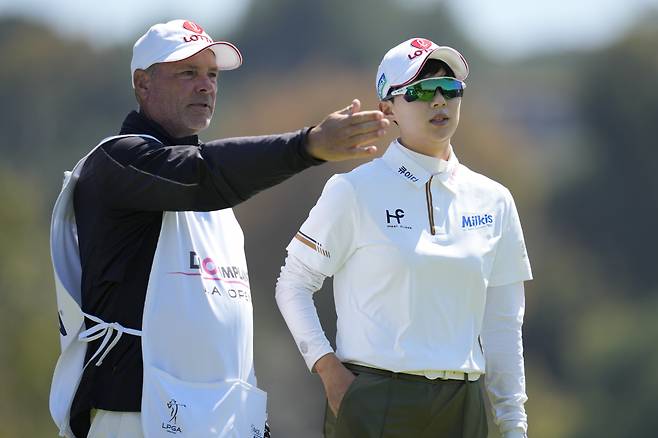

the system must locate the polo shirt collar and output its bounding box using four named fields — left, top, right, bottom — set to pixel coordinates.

left=382, top=140, right=460, bottom=192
